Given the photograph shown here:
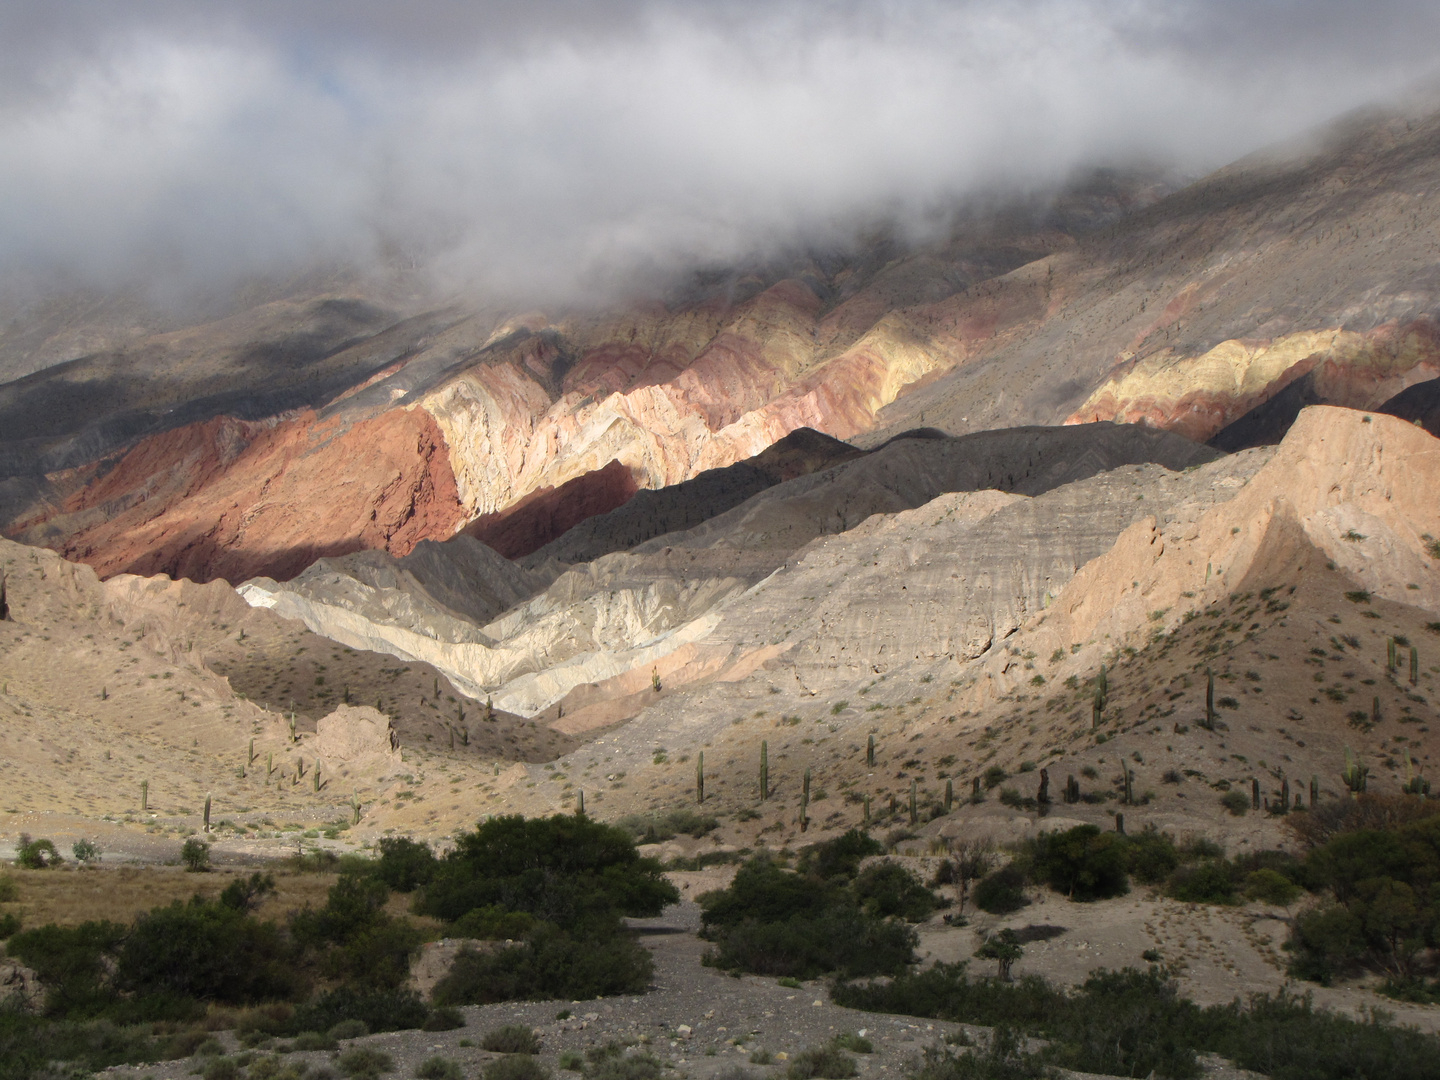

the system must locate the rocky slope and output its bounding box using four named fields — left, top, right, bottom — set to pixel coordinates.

left=239, top=422, right=1220, bottom=721
left=9, top=100, right=1440, bottom=584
